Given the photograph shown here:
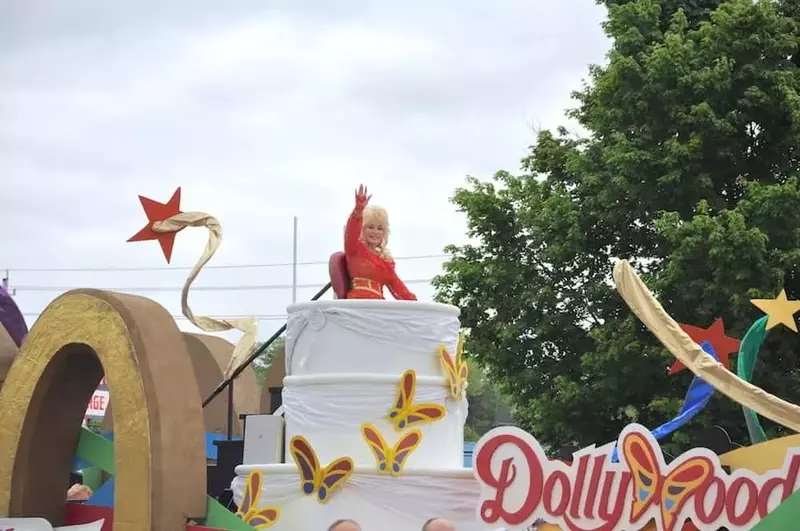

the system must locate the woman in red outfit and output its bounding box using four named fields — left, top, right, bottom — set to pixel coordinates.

left=344, top=185, right=417, bottom=300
